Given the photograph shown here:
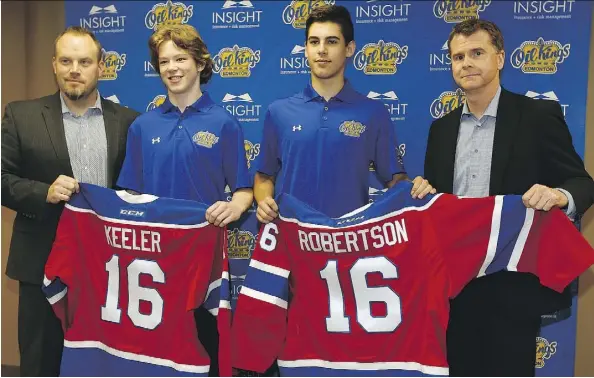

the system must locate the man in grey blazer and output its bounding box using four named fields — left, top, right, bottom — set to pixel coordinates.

left=1, top=26, right=138, bottom=376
